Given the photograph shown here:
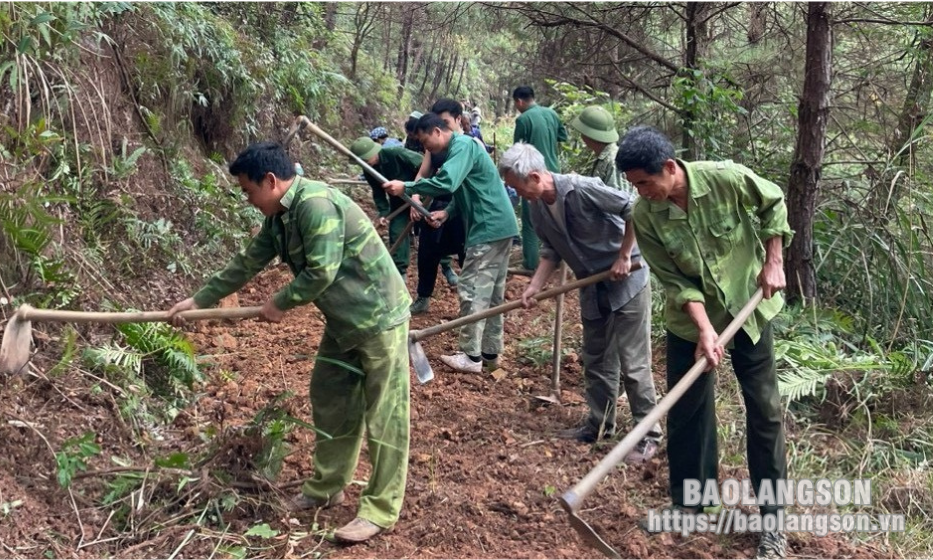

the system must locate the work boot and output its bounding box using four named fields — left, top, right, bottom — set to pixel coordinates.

left=557, top=425, right=612, bottom=444
left=442, top=265, right=459, bottom=287
left=440, top=352, right=481, bottom=373
left=623, top=438, right=659, bottom=465
left=410, top=296, right=431, bottom=315
left=287, top=490, right=345, bottom=511
left=334, top=517, right=383, bottom=543
left=756, top=531, right=787, bottom=559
